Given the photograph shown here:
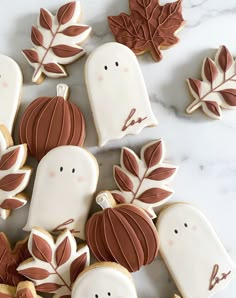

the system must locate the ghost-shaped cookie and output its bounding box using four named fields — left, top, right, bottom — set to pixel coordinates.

left=71, top=263, right=137, bottom=298
left=24, top=146, right=98, bottom=240
left=0, top=55, right=22, bottom=133
left=85, top=42, right=157, bottom=146
left=157, top=203, right=236, bottom=298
